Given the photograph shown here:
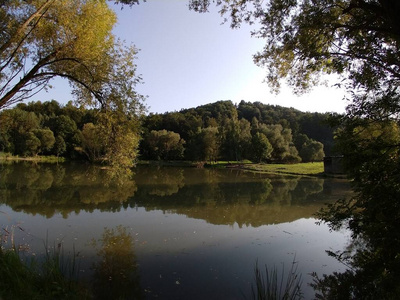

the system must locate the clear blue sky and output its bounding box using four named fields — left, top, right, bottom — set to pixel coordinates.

left=33, top=0, right=348, bottom=114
